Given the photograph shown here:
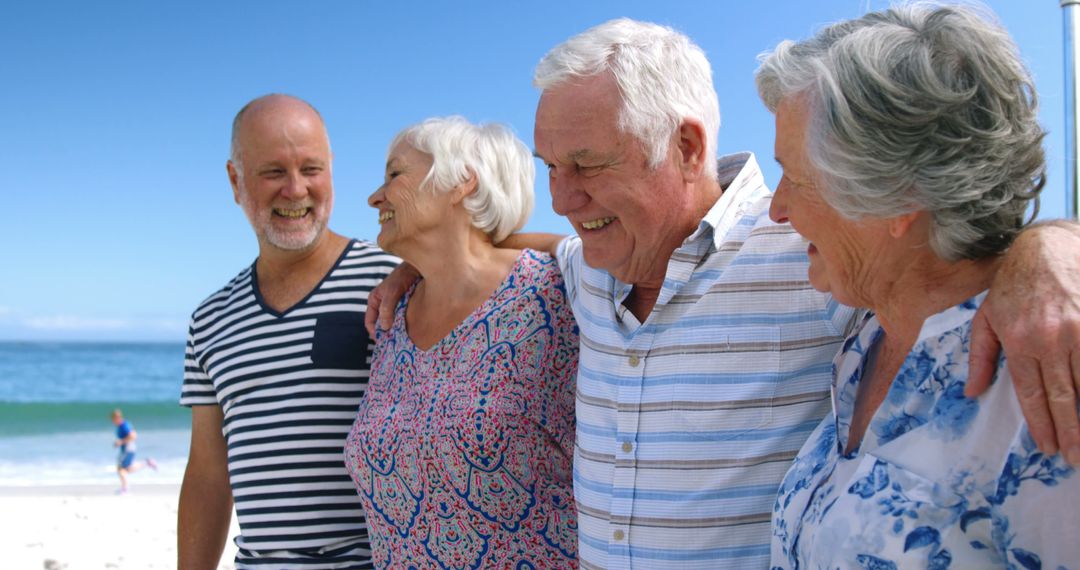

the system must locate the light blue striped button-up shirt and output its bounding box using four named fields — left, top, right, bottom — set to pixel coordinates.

left=556, top=152, right=858, bottom=570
